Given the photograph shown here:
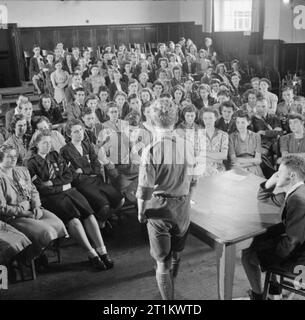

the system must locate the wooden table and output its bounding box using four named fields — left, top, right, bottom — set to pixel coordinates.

left=190, top=169, right=281, bottom=300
